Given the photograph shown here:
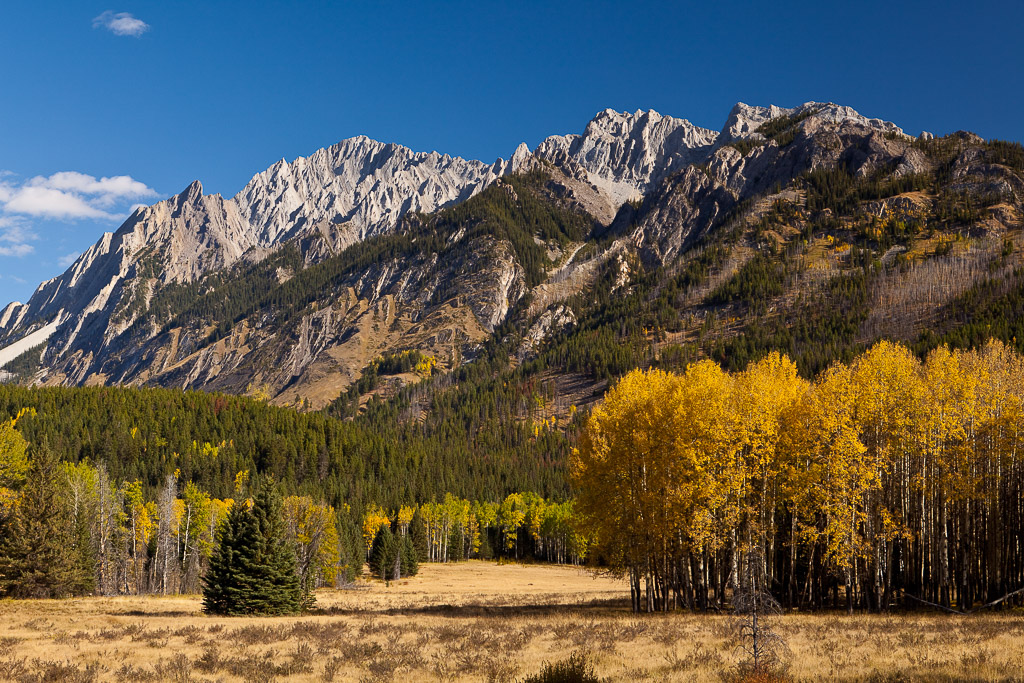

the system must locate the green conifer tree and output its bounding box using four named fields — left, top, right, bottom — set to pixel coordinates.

left=336, top=508, right=364, bottom=583
left=447, top=527, right=465, bottom=562
left=410, top=508, right=428, bottom=564
left=202, top=479, right=306, bottom=614
left=400, top=533, right=419, bottom=577
left=0, top=443, right=94, bottom=598
left=203, top=497, right=255, bottom=614
left=369, top=524, right=397, bottom=582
